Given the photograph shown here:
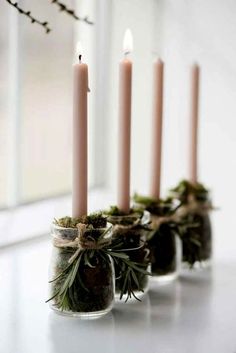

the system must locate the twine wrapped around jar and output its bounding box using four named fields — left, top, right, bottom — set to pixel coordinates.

left=53, top=223, right=112, bottom=264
